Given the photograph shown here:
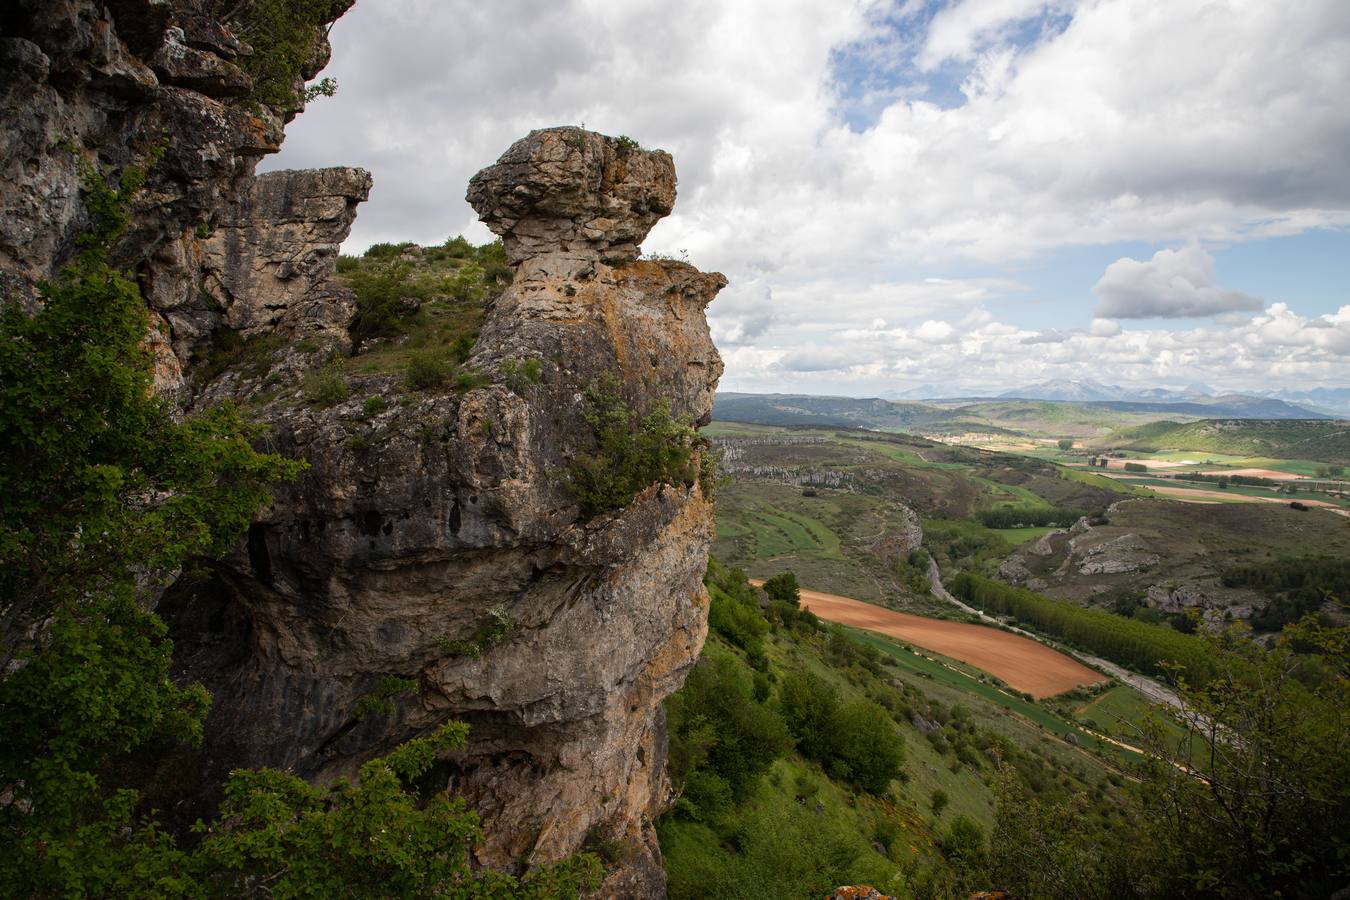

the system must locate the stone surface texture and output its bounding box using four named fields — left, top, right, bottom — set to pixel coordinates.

left=145, top=166, right=371, bottom=389
left=468, top=127, right=676, bottom=264
left=0, top=0, right=351, bottom=393
left=163, top=127, right=724, bottom=897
